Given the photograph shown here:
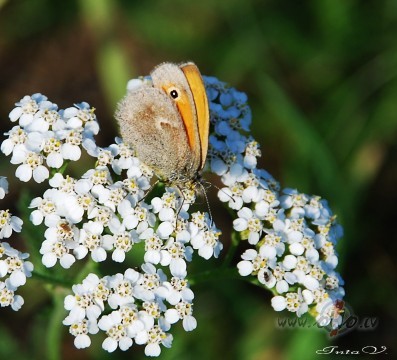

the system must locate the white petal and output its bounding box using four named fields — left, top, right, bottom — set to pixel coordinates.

left=302, top=289, right=314, bottom=304
left=124, top=268, right=140, bottom=283
left=283, top=255, right=297, bottom=270
left=237, top=207, right=253, bottom=220
left=159, top=208, right=175, bottom=222
left=42, top=253, right=57, bottom=267
left=276, top=280, right=289, bottom=293
left=33, top=165, right=49, bottom=183
left=211, top=158, right=228, bottom=175
left=289, top=242, right=304, bottom=256
left=112, top=249, right=126, bottom=263
left=64, top=295, right=76, bottom=310
left=248, top=232, right=259, bottom=245
left=62, top=143, right=81, bottom=161
left=169, top=258, right=186, bottom=278
left=102, top=337, right=118, bottom=353
left=284, top=272, right=297, bottom=284
left=217, top=187, right=232, bottom=202
left=259, top=245, right=276, bottom=259
left=67, top=117, right=83, bottom=128
left=92, top=248, right=107, bottom=262
left=0, top=261, right=8, bottom=277
left=165, top=309, right=179, bottom=324
left=303, top=276, right=319, bottom=291
left=9, top=107, right=23, bottom=122
left=11, top=295, right=24, bottom=311
left=1, top=139, right=15, bottom=156
left=20, top=113, right=34, bottom=127
left=145, top=250, right=161, bottom=265
left=15, top=164, right=33, bottom=182
left=288, top=230, right=303, bottom=243
left=30, top=209, right=44, bottom=225
left=74, top=246, right=88, bottom=260
left=241, top=249, right=258, bottom=261
left=157, top=222, right=173, bottom=239
left=49, top=173, right=63, bottom=187
left=11, top=216, right=23, bottom=232
left=119, top=337, right=133, bottom=351
left=135, top=330, right=149, bottom=345
left=145, top=343, right=161, bottom=357
left=74, top=334, right=91, bottom=349
left=306, top=248, right=319, bottom=263
left=233, top=218, right=247, bottom=232
left=122, top=215, right=139, bottom=230
left=60, top=254, right=76, bottom=269
left=255, top=201, right=269, bottom=217
left=271, top=296, right=287, bottom=311
left=46, top=152, right=63, bottom=168
left=198, top=245, right=213, bottom=260
left=127, top=320, right=145, bottom=337
left=10, top=145, right=27, bottom=164
left=98, top=315, right=113, bottom=331
left=182, top=315, right=197, bottom=331
left=9, top=270, right=26, bottom=287
left=237, top=260, right=253, bottom=276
